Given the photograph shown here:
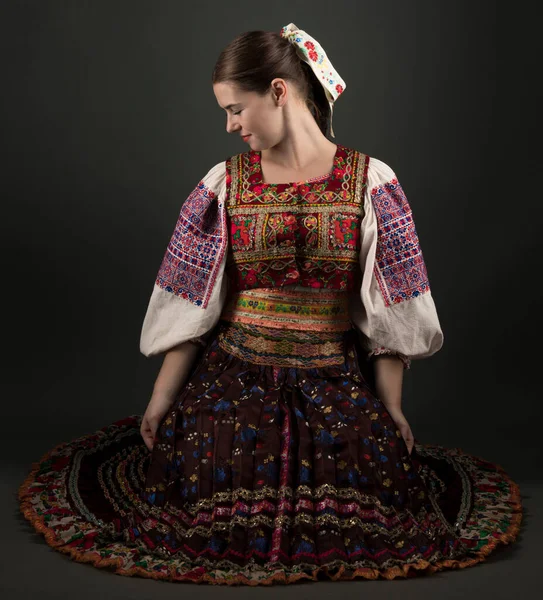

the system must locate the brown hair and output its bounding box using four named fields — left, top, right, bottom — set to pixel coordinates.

left=212, top=30, right=331, bottom=137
